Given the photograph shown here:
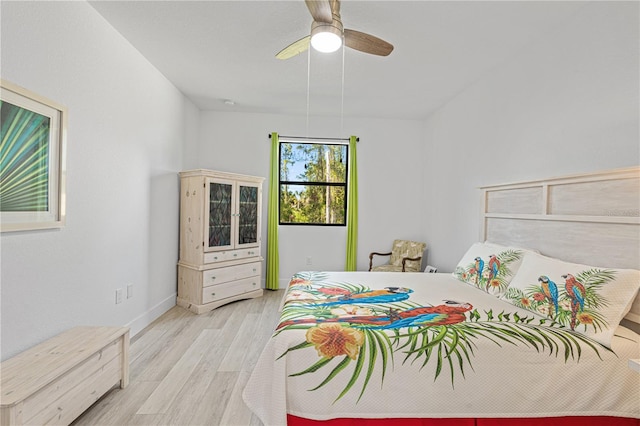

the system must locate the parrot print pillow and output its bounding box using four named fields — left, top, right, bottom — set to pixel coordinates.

left=502, top=252, right=640, bottom=348
left=452, top=242, right=528, bottom=297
